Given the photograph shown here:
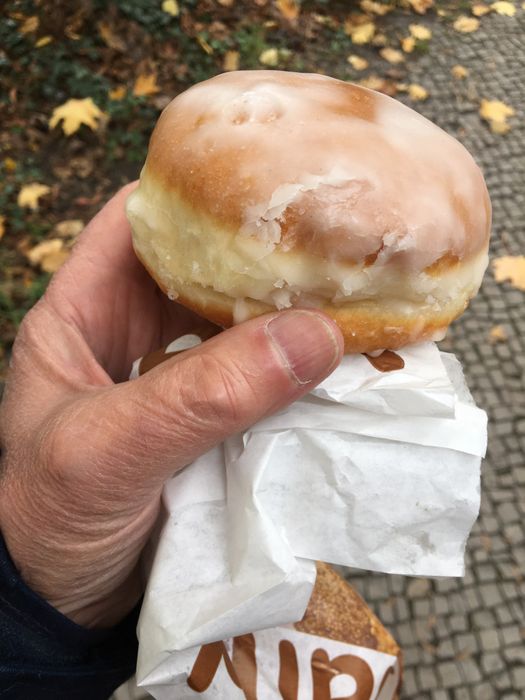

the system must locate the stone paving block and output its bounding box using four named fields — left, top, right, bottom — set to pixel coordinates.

left=438, top=662, right=463, bottom=689
left=479, top=628, right=501, bottom=652
left=418, top=666, right=439, bottom=691
left=510, top=666, right=525, bottom=690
